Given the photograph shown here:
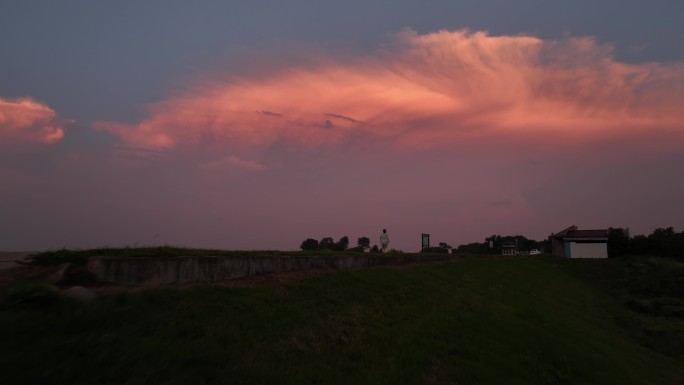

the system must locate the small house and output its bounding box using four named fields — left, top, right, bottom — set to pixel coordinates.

left=550, top=225, right=608, bottom=258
